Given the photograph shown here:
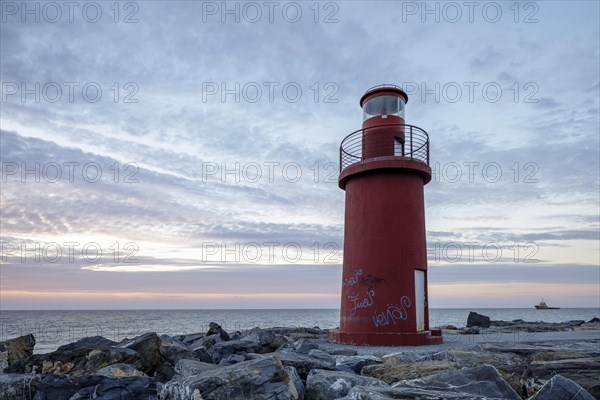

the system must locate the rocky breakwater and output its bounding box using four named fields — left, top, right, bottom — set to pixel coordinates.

left=0, top=321, right=598, bottom=399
